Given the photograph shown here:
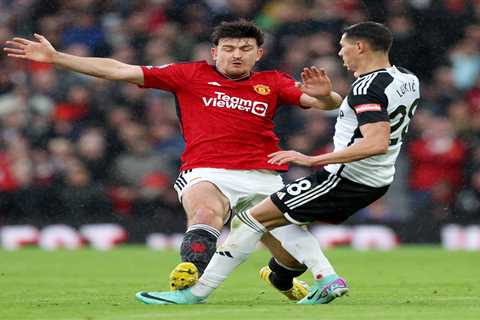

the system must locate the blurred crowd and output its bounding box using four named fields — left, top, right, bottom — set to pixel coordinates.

left=1, top=0, right=480, bottom=242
